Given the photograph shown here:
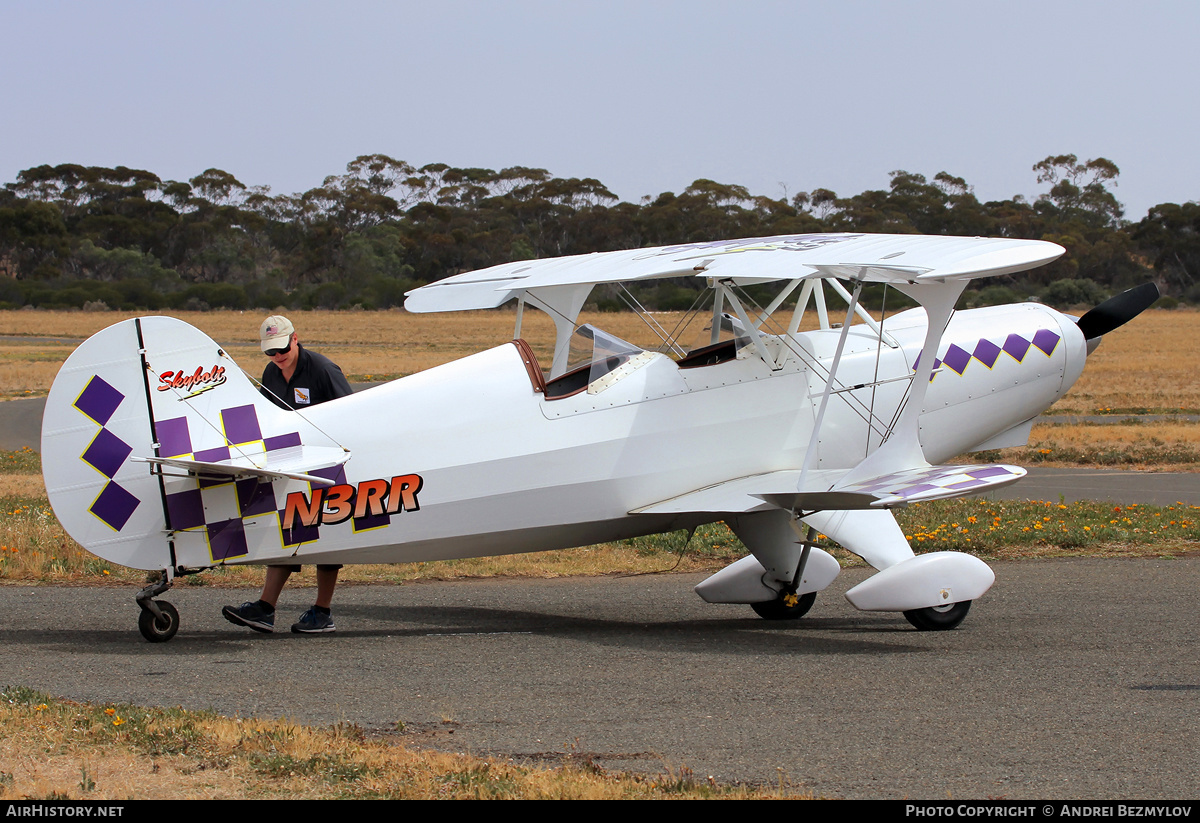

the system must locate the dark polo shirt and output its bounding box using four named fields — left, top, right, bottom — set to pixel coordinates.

left=260, top=344, right=353, bottom=410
